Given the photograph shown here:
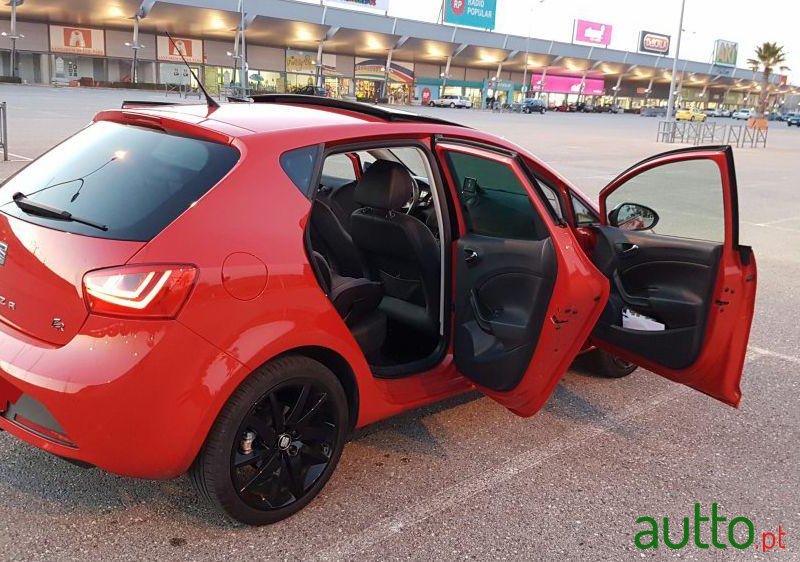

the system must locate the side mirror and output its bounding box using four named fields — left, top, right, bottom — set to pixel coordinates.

left=608, top=202, right=660, bottom=231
